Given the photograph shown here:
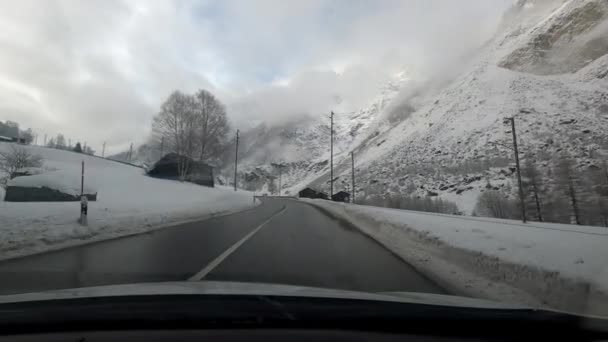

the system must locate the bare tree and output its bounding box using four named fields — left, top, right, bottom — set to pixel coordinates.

left=55, top=134, right=67, bottom=150
left=194, top=89, right=230, bottom=163
left=46, top=137, right=56, bottom=148
left=522, top=159, right=544, bottom=222
left=21, top=128, right=34, bottom=145
left=555, top=154, right=581, bottom=225
left=0, top=145, right=43, bottom=180
left=152, top=91, right=198, bottom=181
left=474, top=190, right=516, bottom=219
